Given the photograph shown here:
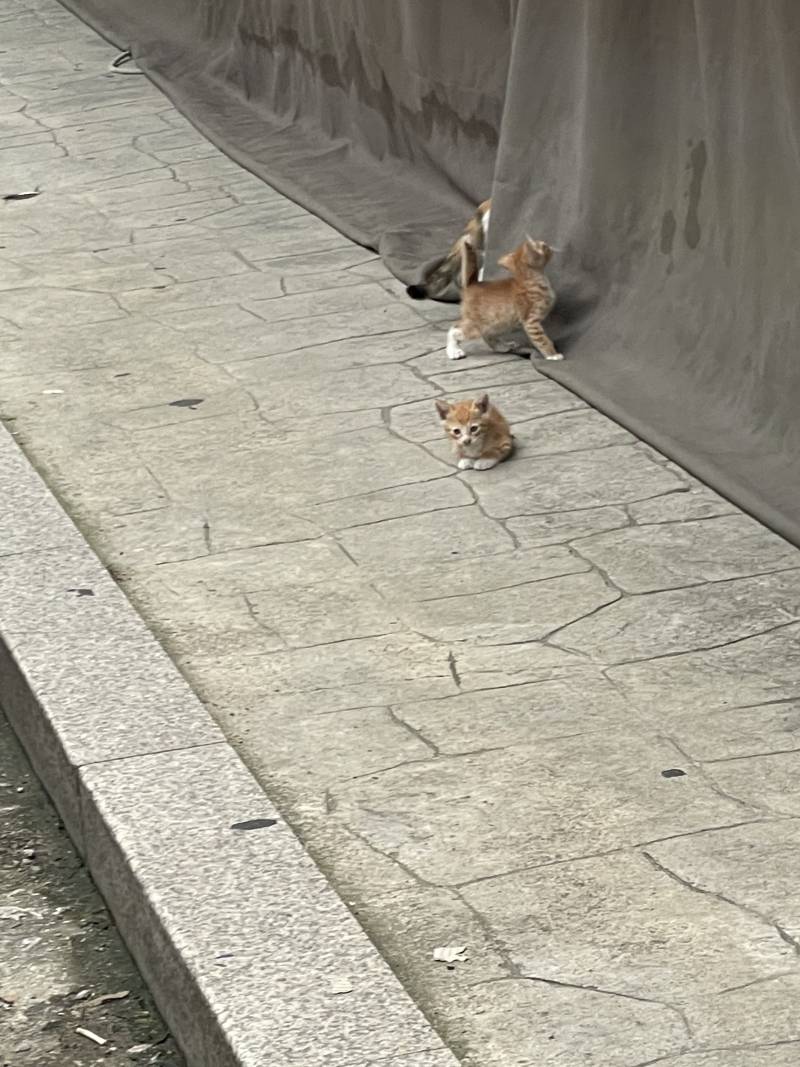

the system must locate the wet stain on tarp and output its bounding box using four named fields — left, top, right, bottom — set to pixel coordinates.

left=660, top=209, right=676, bottom=255
left=684, top=140, right=707, bottom=249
